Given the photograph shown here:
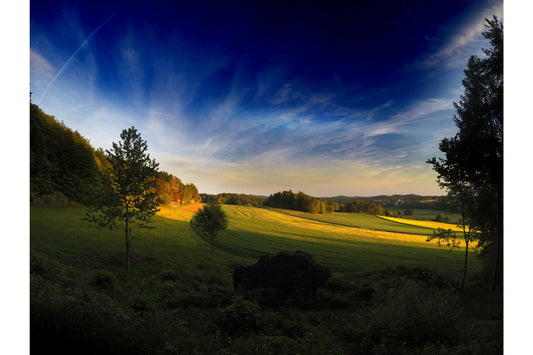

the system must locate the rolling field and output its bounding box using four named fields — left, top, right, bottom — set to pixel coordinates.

left=160, top=205, right=478, bottom=278
left=379, top=215, right=468, bottom=232
left=267, top=207, right=437, bottom=234
left=30, top=205, right=498, bottom=354
left=31, top=205, right=479, bottom=279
